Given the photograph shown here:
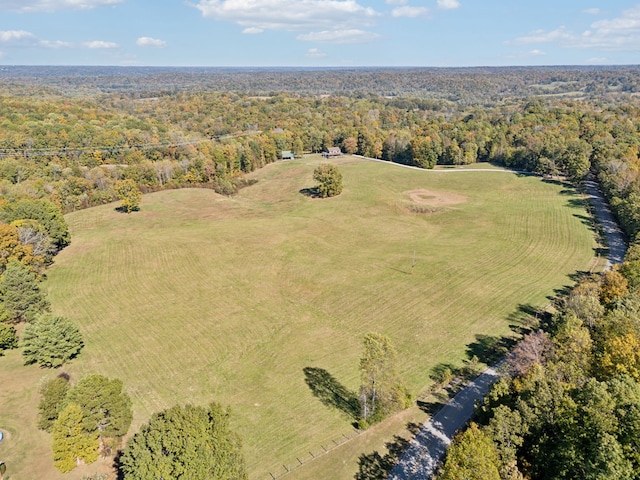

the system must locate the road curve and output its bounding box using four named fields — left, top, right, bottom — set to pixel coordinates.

left=385, top=170, right=627, bottom=479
